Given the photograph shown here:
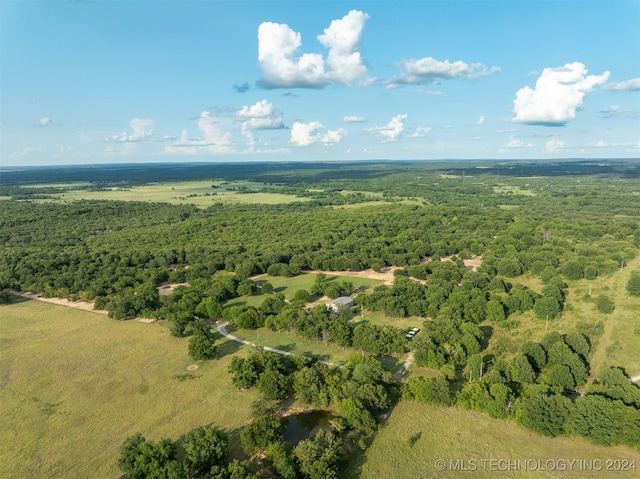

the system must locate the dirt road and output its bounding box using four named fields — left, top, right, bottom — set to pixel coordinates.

left=215, top=321, right=340, bottom=368
left=5, top=289, right=156, bottom=323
